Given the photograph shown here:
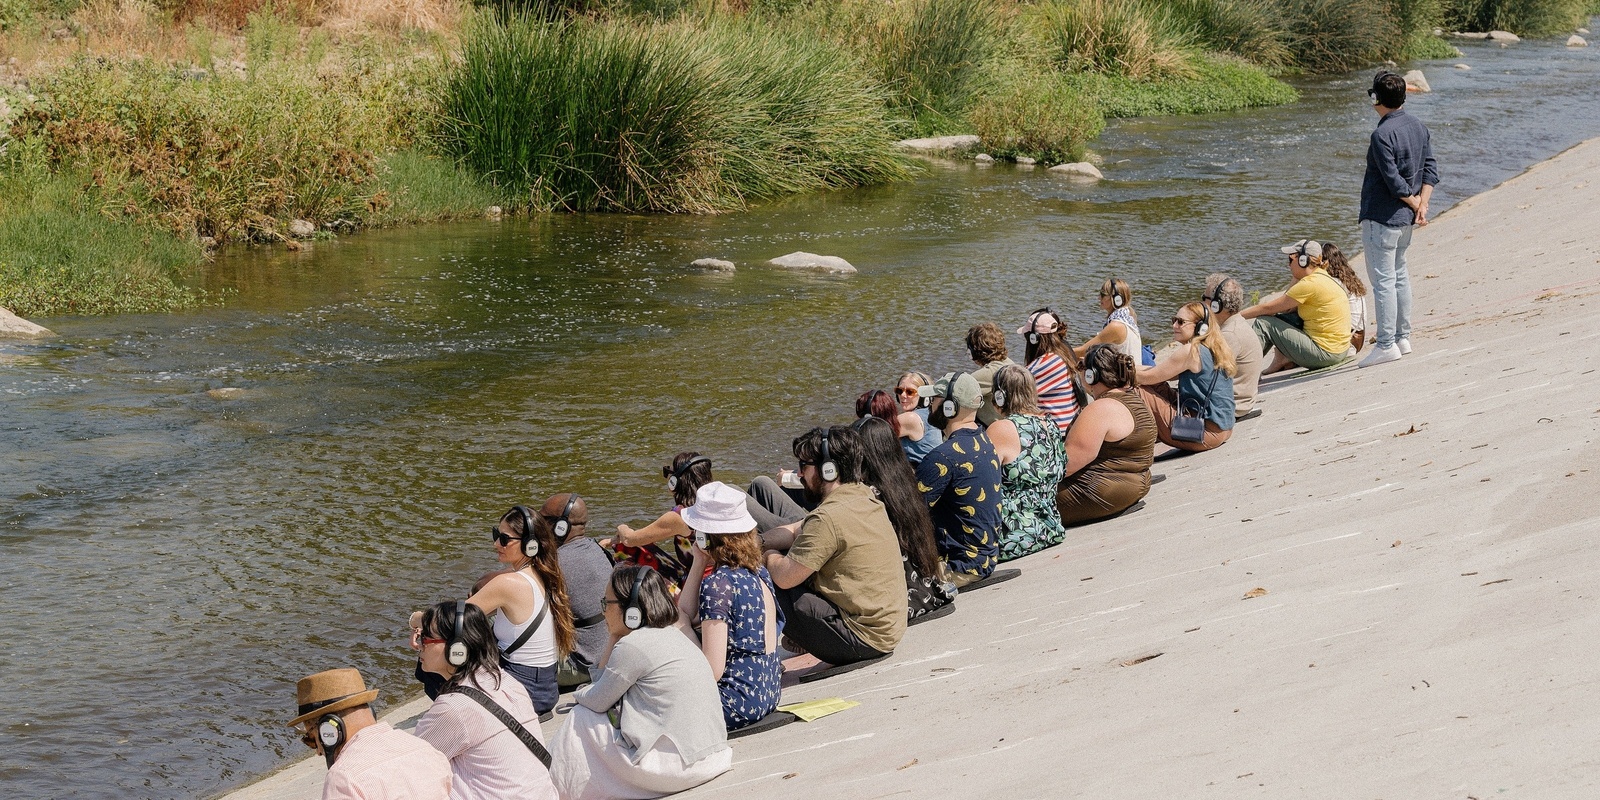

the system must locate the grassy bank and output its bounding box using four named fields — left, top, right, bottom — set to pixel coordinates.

left=0, top=0, right=1586, bottom=316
